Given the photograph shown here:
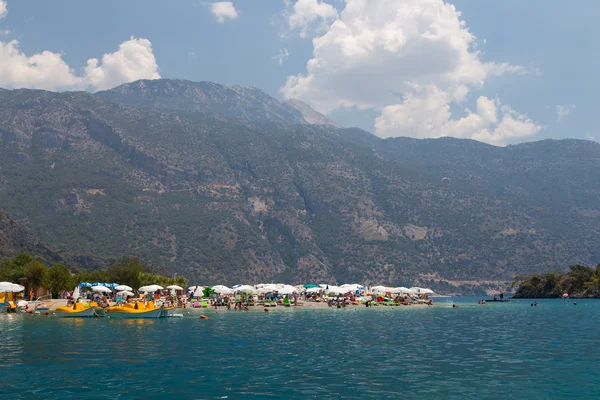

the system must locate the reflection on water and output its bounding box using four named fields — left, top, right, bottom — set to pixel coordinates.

left=0, top=299, right=599, bottom=399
